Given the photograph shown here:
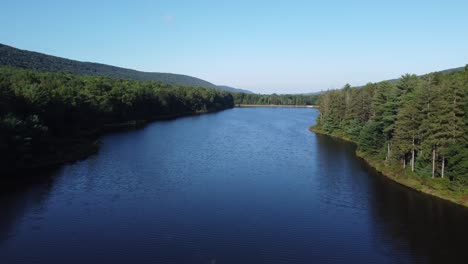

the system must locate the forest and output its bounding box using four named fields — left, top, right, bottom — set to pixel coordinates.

left=313, top=66, right=468, bottom=190
left=0, top=43, right=251, bottom=93
left=0, top=67, right=234, bottom=172
left=233, top=92, right=318, bottom=106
